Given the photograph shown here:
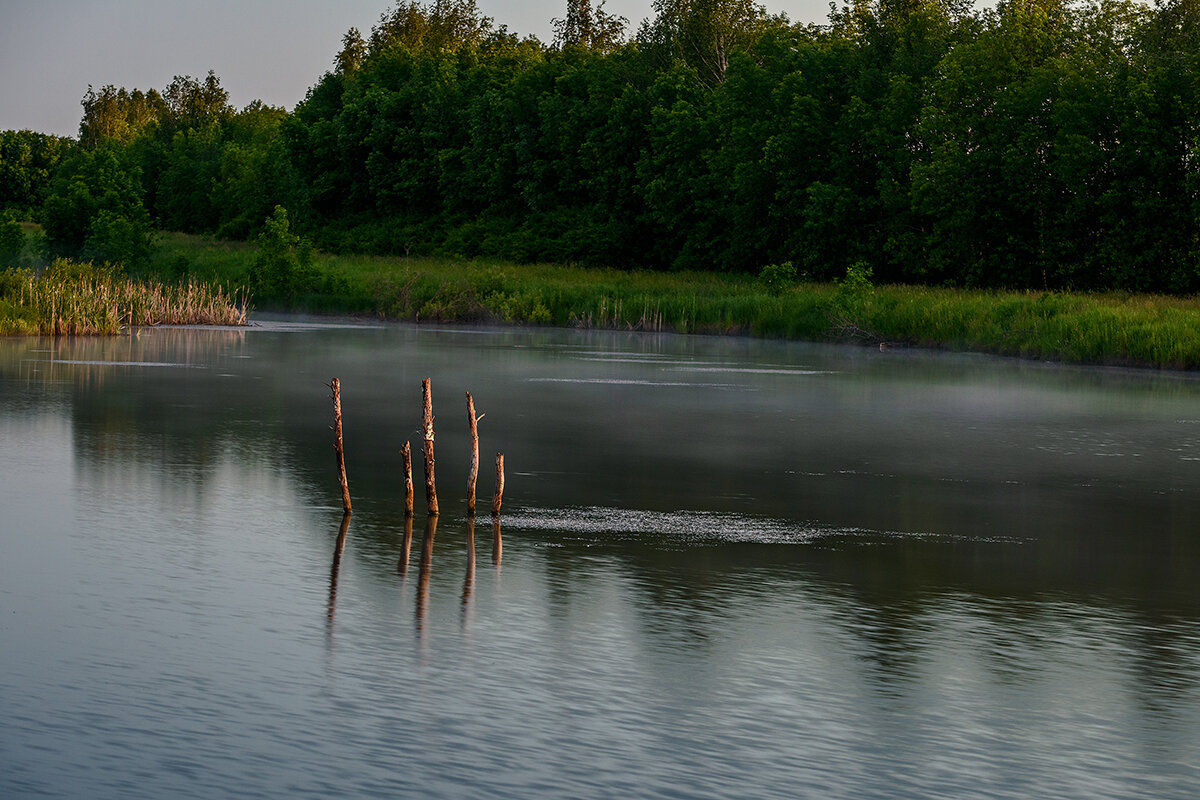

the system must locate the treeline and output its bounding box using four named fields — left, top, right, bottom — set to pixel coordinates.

left=3, top=0, right=1200, bottom=293
left=0, top=72, right=302, bottom=270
